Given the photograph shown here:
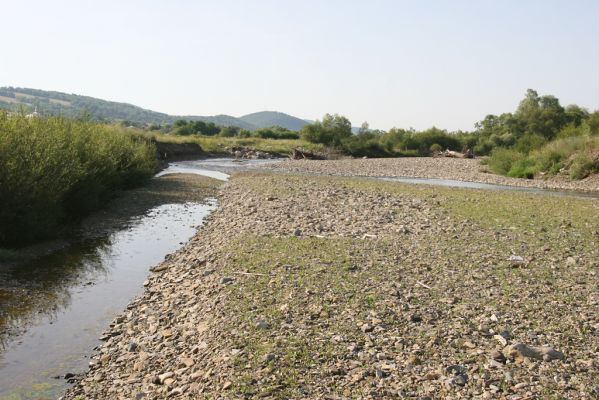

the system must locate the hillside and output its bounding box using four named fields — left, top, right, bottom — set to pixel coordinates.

left=0, top=87, right=172, bottom=125
left=239, top=111, right=308, bottom=131
left=0, top=87, right=304, bottom=130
